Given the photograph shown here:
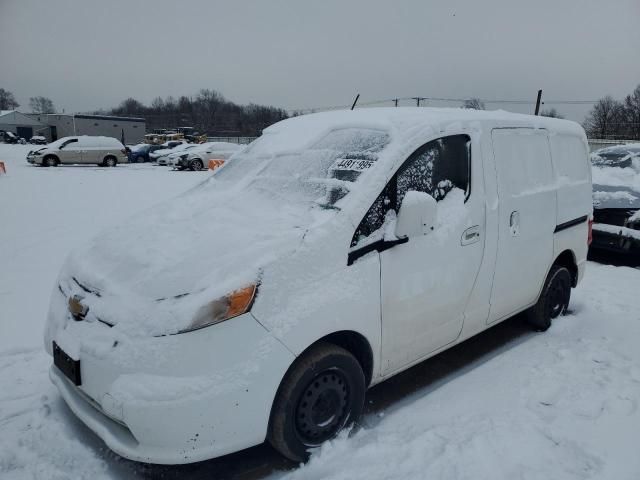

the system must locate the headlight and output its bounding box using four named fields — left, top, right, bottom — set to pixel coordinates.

left=178, top=284, right=257, bottom=333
